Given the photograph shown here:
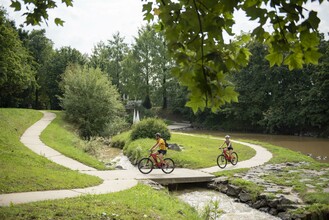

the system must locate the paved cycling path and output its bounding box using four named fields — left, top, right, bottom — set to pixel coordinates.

left=0, top=112, right=272, bottom=206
